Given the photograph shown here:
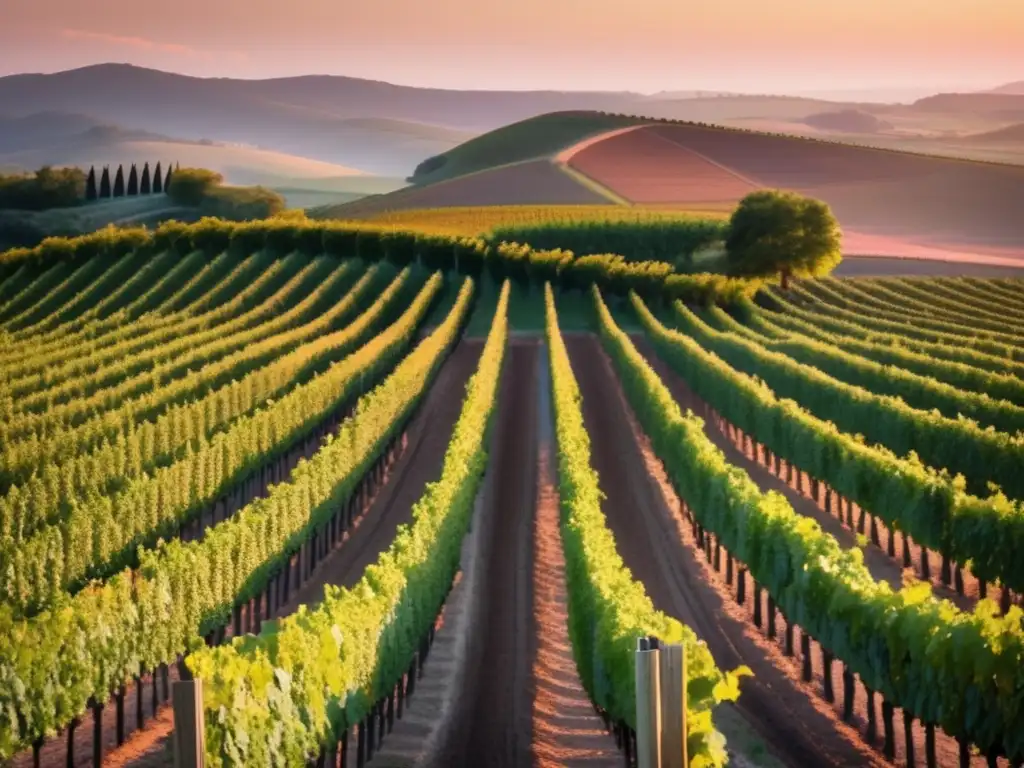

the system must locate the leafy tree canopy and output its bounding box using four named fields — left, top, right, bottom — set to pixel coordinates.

left=725, top=190, right=842, bottom=288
